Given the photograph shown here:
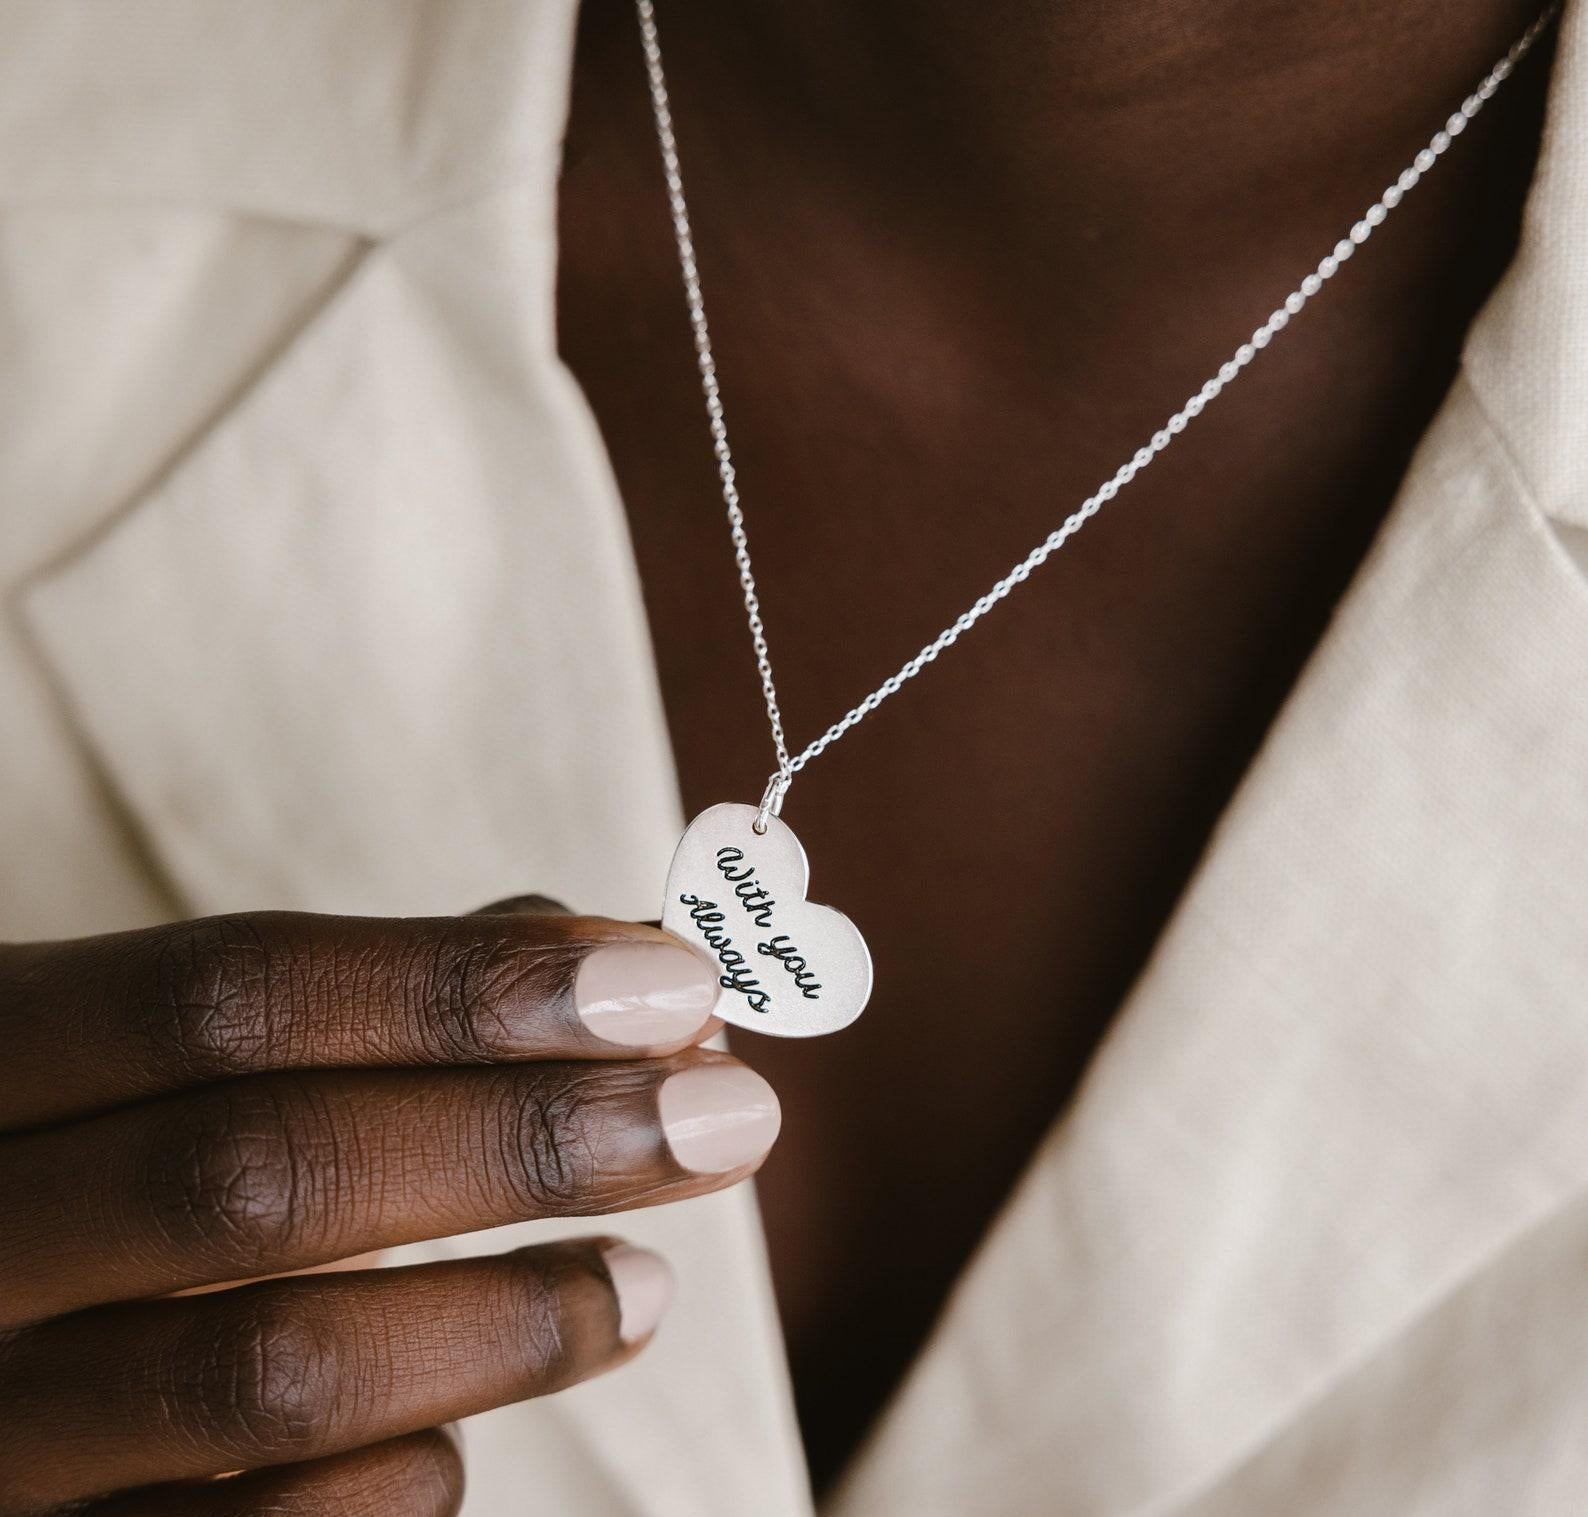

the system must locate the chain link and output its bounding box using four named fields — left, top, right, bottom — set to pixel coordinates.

left=635, top=0, right=1559, bottom=800
left=635, top=0, right=793, bottom=783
